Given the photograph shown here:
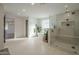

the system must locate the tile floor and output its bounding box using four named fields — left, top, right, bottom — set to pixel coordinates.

left=4, top=37, right=70, bottom=55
